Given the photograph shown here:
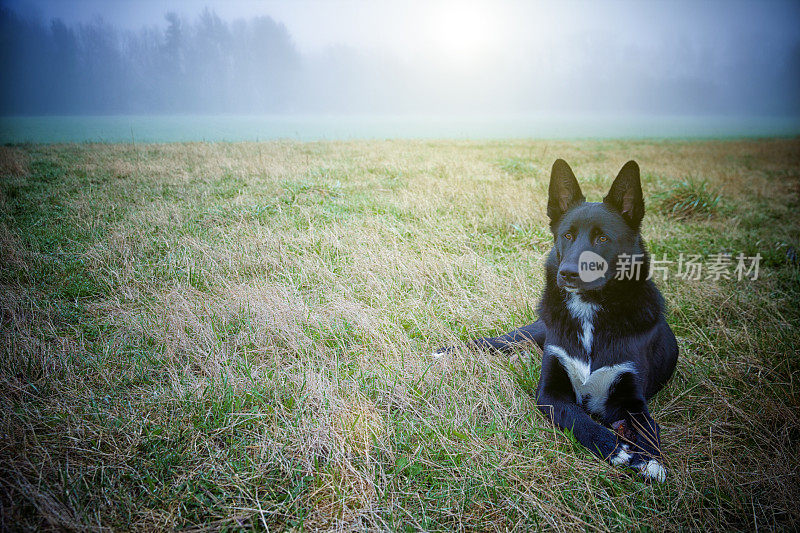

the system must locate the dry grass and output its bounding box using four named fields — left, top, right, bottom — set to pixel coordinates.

left=1, top=138, right=799, bottom=531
